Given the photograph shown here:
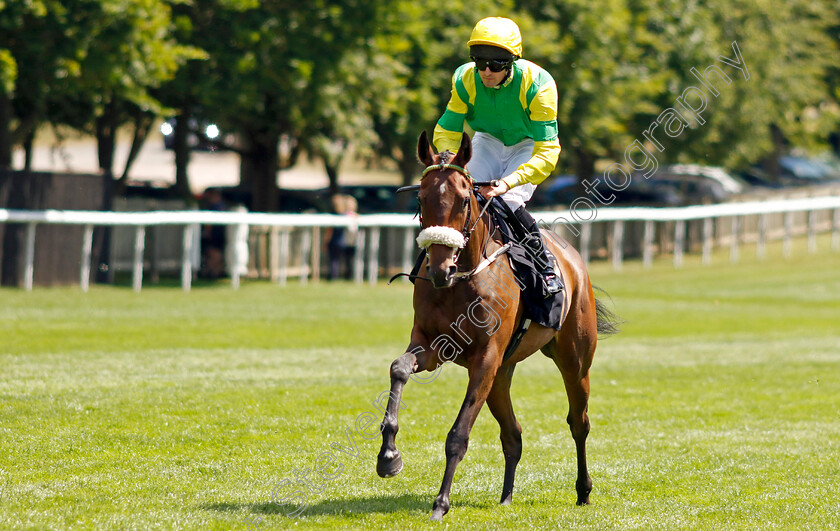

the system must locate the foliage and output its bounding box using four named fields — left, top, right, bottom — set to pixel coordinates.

left=1, top=0, right=838, bottom=199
